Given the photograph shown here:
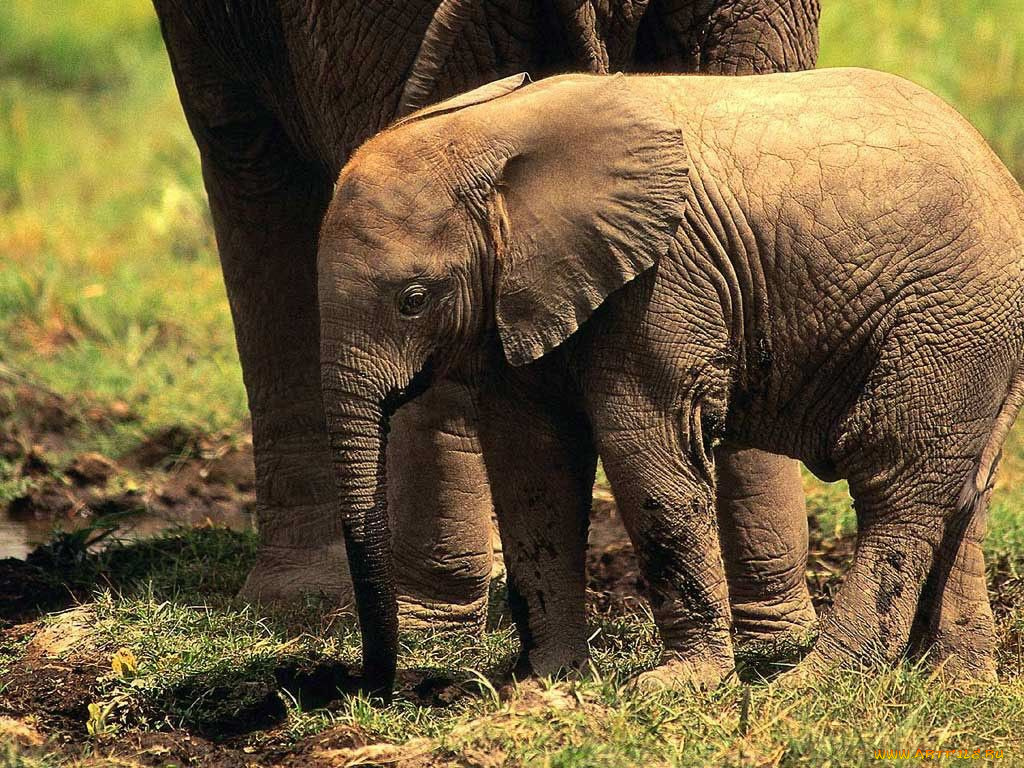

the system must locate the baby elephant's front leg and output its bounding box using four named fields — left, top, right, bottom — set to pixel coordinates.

left=478, top=387, right=597, bottom=678
left=597, top=418, right=735, bottom=691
